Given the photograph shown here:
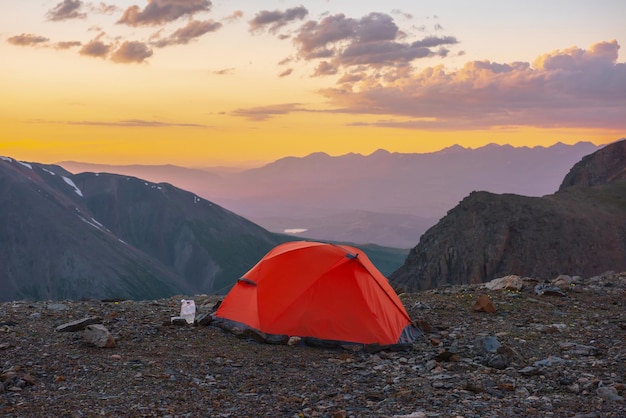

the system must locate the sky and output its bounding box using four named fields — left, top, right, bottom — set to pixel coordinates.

left=1, top=0, right=625, bottom=167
